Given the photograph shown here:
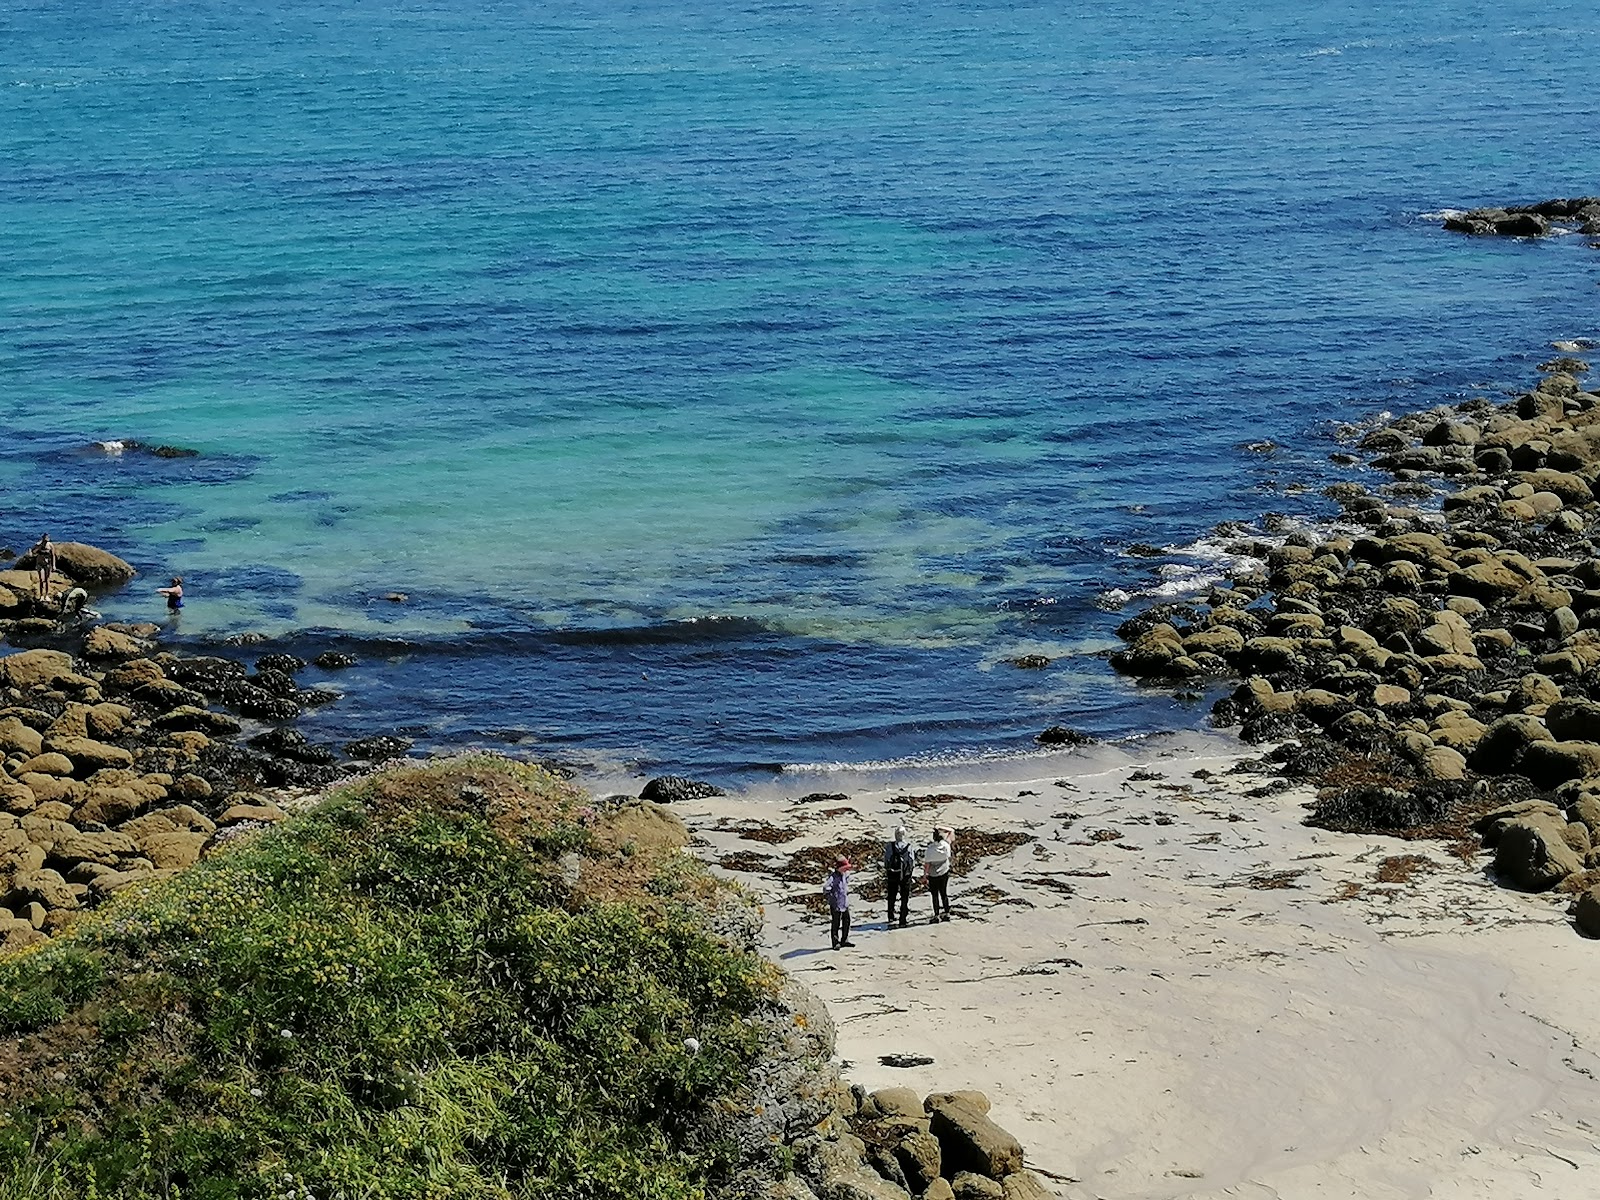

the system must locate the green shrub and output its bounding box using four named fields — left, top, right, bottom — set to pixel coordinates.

left=0, top=760, right=768, bottom=1200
